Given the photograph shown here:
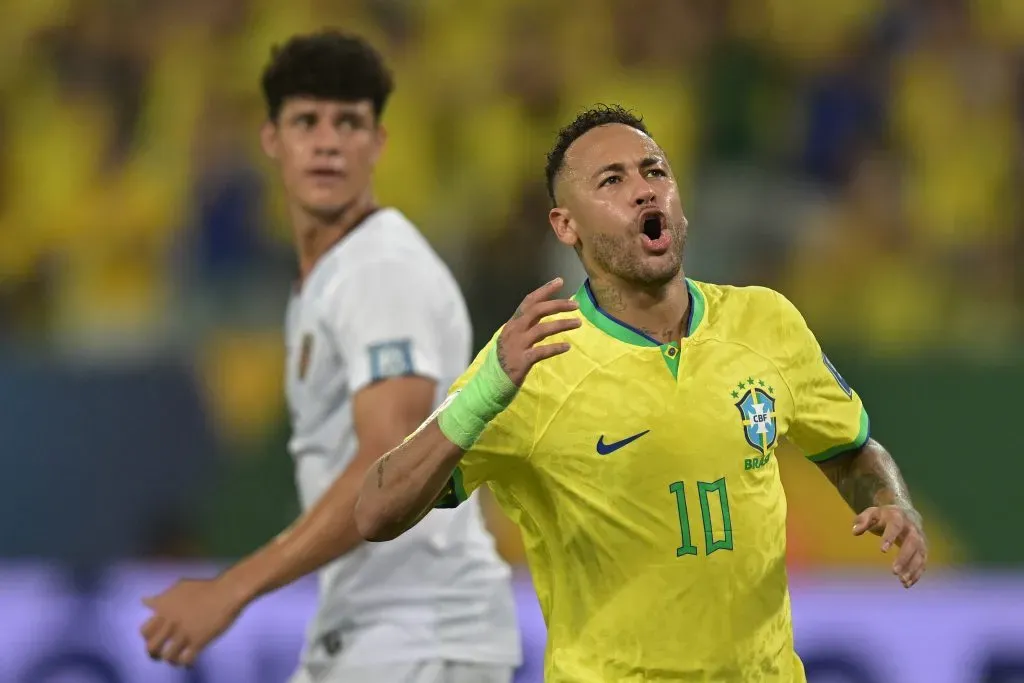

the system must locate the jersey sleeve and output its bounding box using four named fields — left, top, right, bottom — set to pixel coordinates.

left=434, top=331, right=536, bottom=508
left=774, top=291, right=871, bottom=462
left=326, top=257, right=445, bottom=394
